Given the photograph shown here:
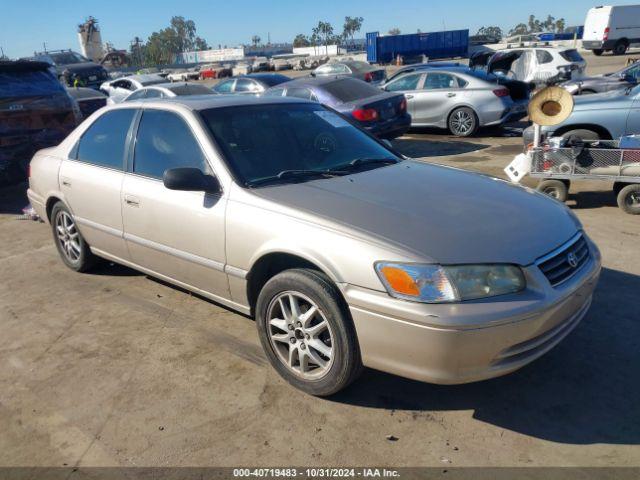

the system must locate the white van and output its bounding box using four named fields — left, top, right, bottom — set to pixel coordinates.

left=583, top=5, right=640, bottom=55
